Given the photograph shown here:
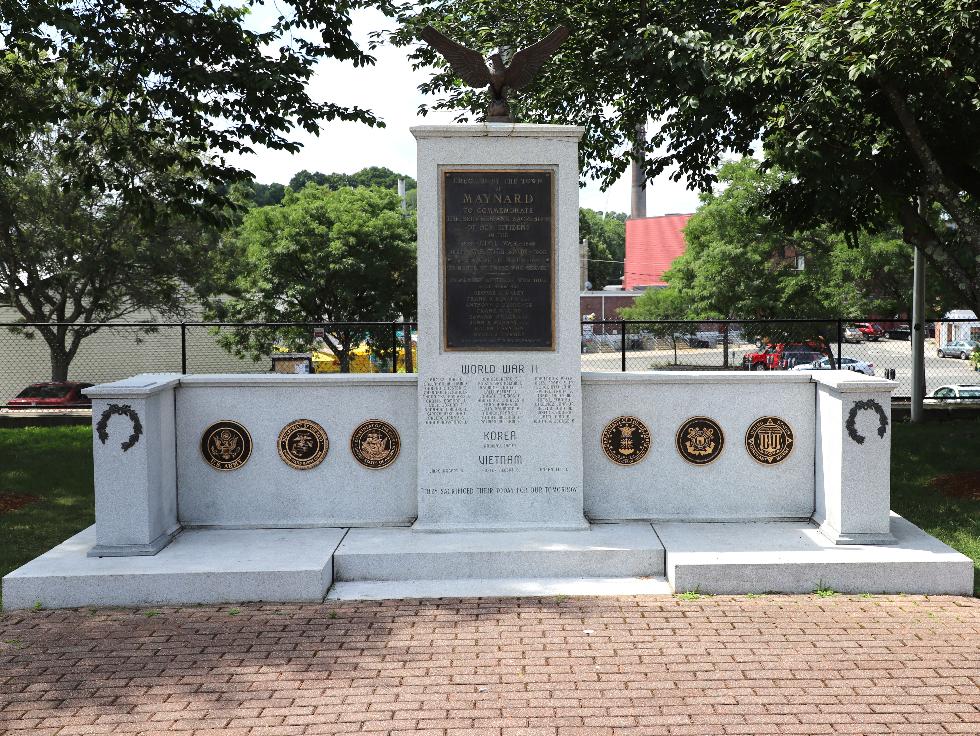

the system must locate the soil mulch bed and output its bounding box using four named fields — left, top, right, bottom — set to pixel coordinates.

left=0, top=493, right=39, bottom=515
left=929, top=470, right=980, bottom=501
